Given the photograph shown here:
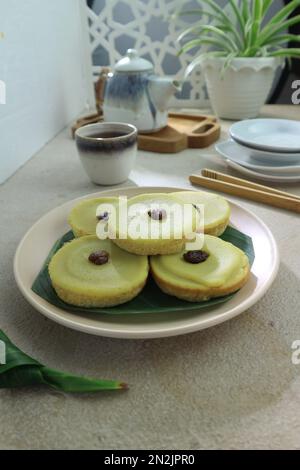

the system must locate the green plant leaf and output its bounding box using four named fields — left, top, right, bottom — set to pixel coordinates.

left=0, top=330, right=127, bottom=392
left=41, top=368, right=127, bottom=393
left=176, top=11, right=233, bottom=43
left=269, top=47, right=300, bottom=57
left=197, top=0, right=239, bottom=26
left=201, top=0, right=244, bottom=45
left=175, top=0, right=300, bottom=60
left=248, top=1, right=263, bottom=47
left=228, top=0, right=246, bottom=30
left=178, top=37, right=233, bottom=56
left=178, top=25, right=238, bottom=55
left=267, top=33, right=300, bottom=46
left=192, top=24, right=238, bottom=51
left=245, top=19, right=263, bottom=50
left=177, top=19, right=217, bottom=44
left=259, top=15, right=300, bottom=46
left=31, top=227, right=255, bottom=315
left=244, top=18, right=254, bottom=48
left=241, top=0, right=250, bottom=23
left=177, top=6, right=243, bottom=49
left=261, top=0, right=274, bottom=18
left=175, top=8, right=210, bottom=18
left=253, top=0, right=263, bottom=22
left=221, top=52, right=238, bottom=75
left=242, top=45, right=265, bottom=57
left=267, top=0, right=300, bottom=26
